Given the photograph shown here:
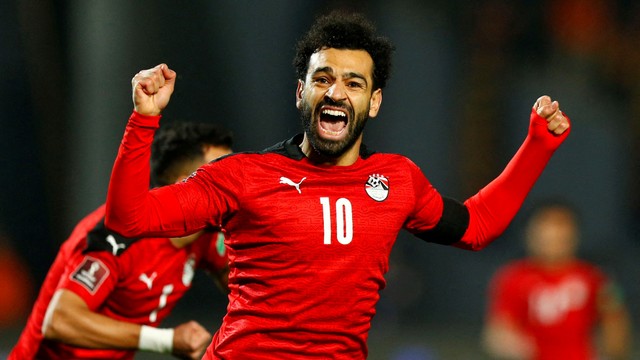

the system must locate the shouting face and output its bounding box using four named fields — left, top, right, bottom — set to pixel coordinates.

left=296, top=48, right=382, bottom=163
